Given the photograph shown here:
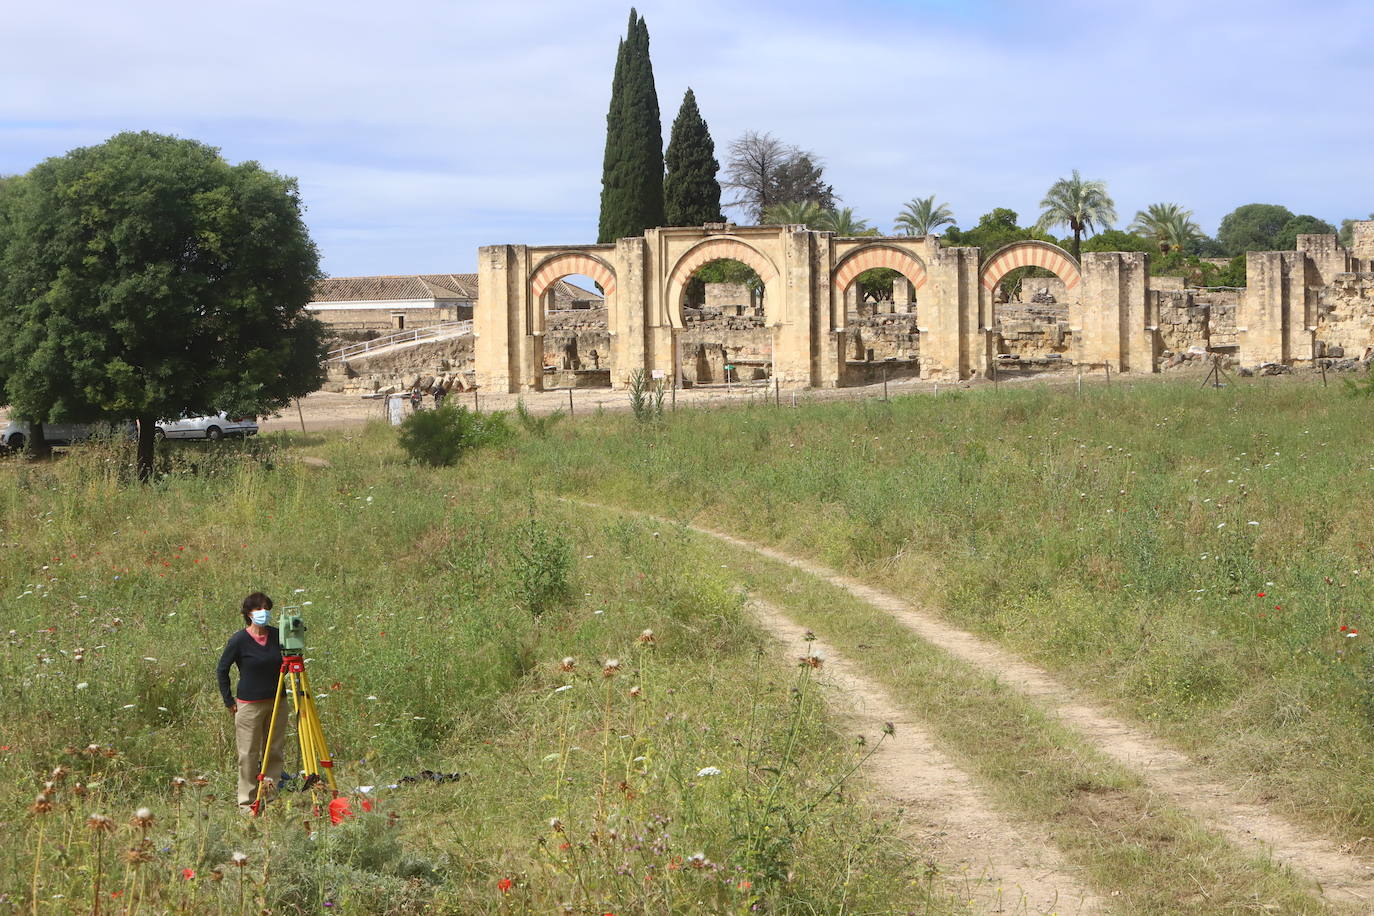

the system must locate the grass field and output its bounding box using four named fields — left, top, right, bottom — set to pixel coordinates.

left=503, top=377, right=1374, bottom=847
left=0, top=430, right=953, bottom=913
left=2, top=374, right=1372, bottom=913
